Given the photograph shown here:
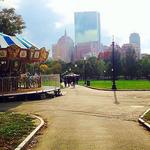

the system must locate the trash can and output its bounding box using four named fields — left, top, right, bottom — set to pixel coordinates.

left=87, top=80, right=90, bottom=86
